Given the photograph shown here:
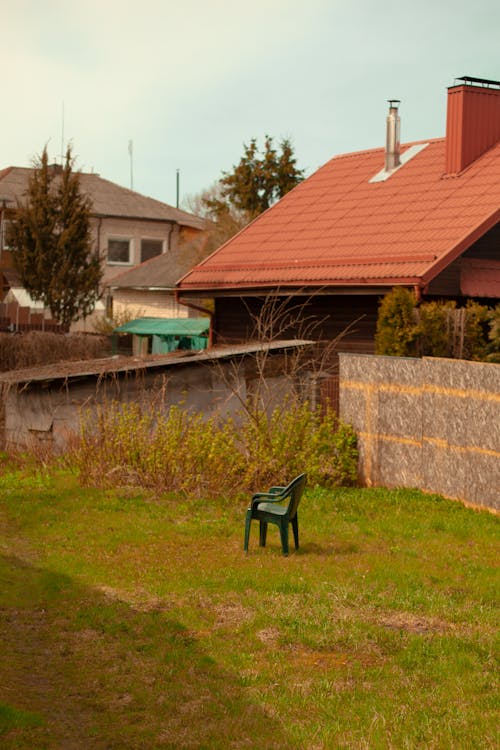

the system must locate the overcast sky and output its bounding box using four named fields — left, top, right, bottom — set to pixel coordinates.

left=1, top=0, right=499, bottom=209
